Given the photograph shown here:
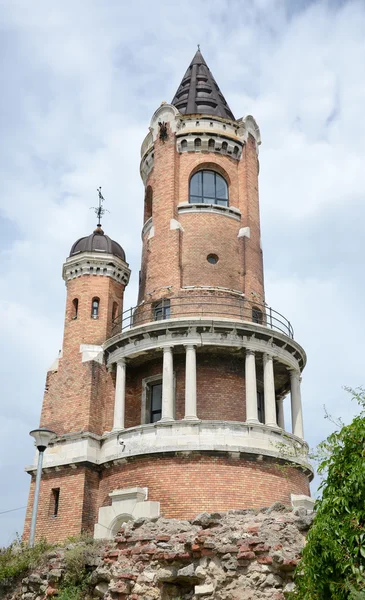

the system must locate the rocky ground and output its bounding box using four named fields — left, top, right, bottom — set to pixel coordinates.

left=3, top=502, right=314, bottom=600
